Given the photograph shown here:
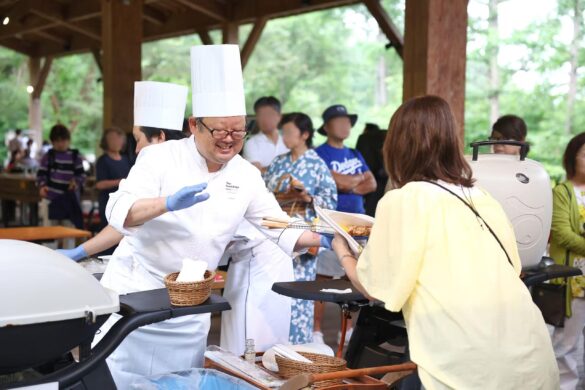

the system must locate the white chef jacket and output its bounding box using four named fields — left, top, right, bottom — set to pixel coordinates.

left=98, top=136, right=303, bottom=388
left=242, top=132, right=289, bottom=168
left=103, top=135, right=302, bottom=293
